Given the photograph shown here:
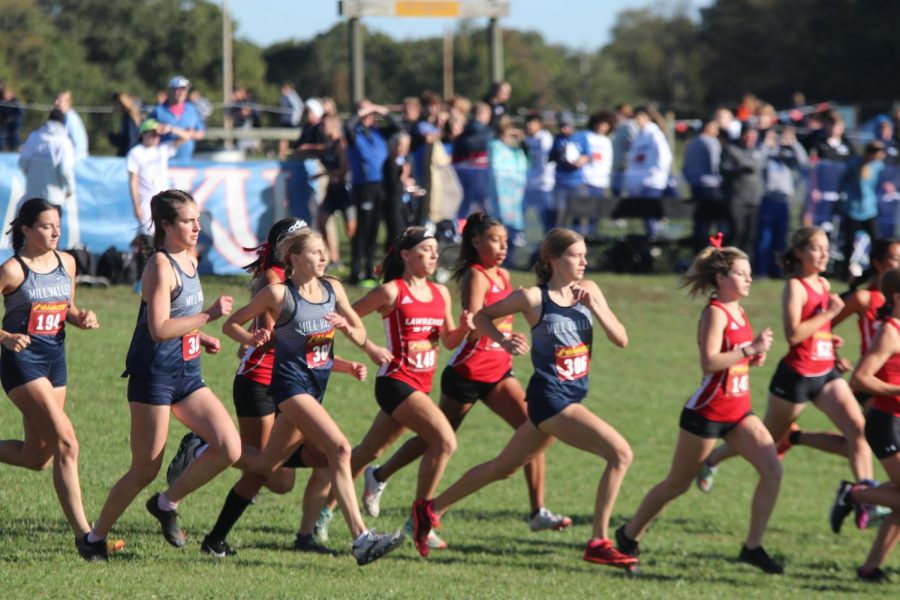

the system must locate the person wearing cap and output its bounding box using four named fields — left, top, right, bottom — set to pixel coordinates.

left=293, top=98, right=326, bottom=156
left=148, top=76, right=205, bottom=161
left=548, top=110, right=589, bottom=232
left=53, top=90, right=89, bottom=161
